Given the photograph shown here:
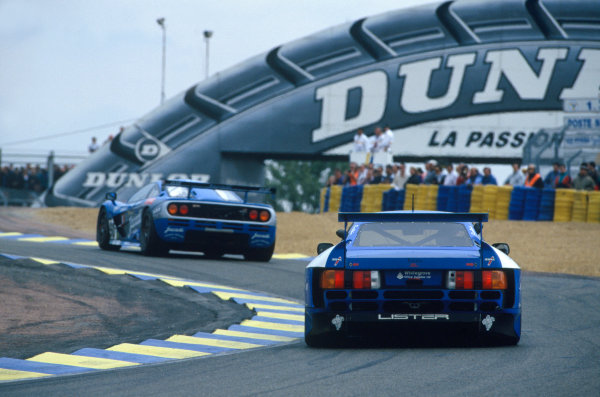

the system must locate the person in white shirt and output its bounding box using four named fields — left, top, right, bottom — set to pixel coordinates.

left=443, top=164, right=458, bottom=186
left=393, top=162, right=409, bottom=190
left=381, top=126, right=394, bottom=152
left=371, top=127, right=385, bottom=152
left=504, top=162, right=525, bottom=186
left=353, top=128, right=369, bottom=152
